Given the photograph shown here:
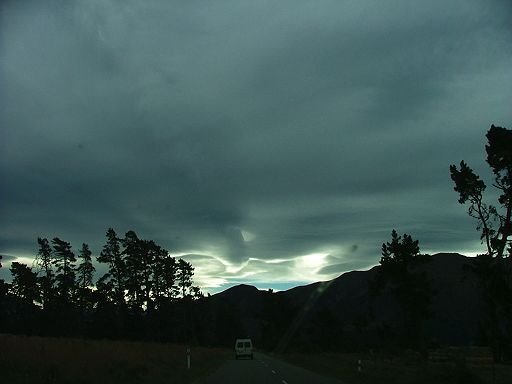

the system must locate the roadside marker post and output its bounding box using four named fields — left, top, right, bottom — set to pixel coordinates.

left=187, top=347, right=191, bottom=370
left=358, top=359, right=362, bottom=374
